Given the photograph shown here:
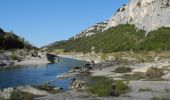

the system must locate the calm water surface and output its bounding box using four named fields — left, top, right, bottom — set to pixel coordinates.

left=0, top=58, right=89, bottom=90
